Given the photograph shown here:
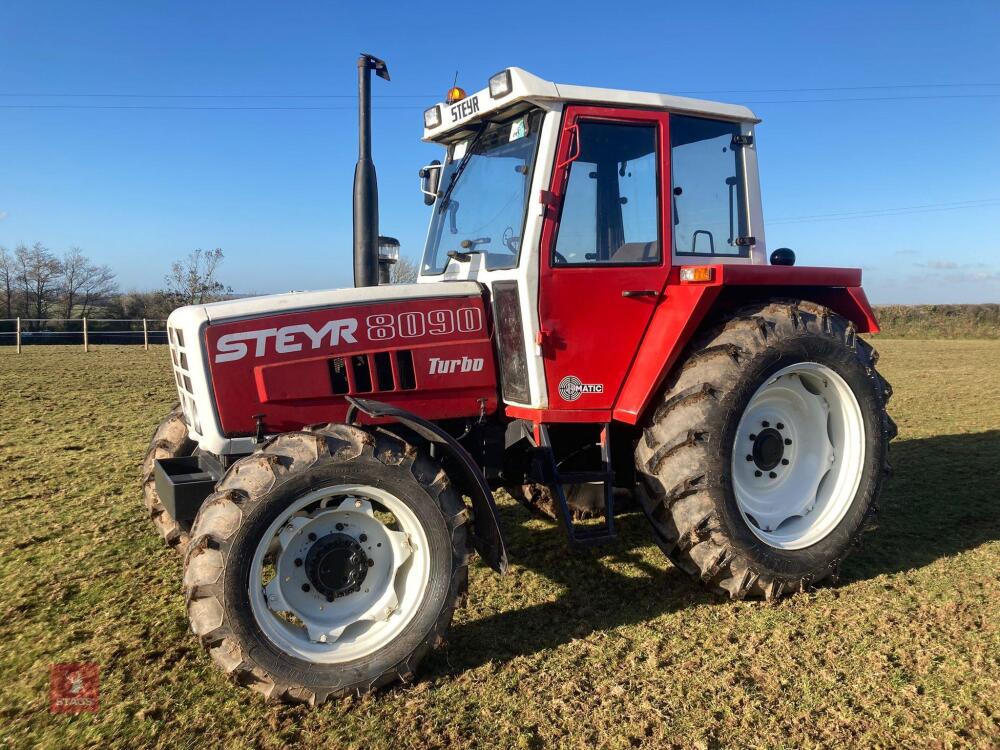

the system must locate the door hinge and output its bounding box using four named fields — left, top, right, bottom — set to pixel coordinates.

left=731, top=134, right=753, bottom=147
left=734, top=236, right=757, bottom=247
